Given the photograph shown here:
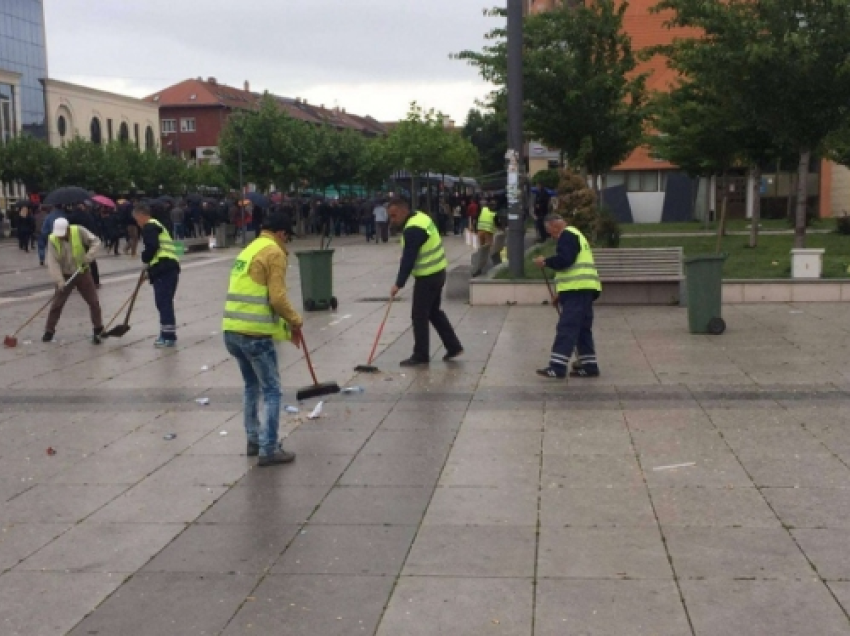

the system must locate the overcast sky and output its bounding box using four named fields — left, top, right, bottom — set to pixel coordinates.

left=42, top=0, right=497, bottom=124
